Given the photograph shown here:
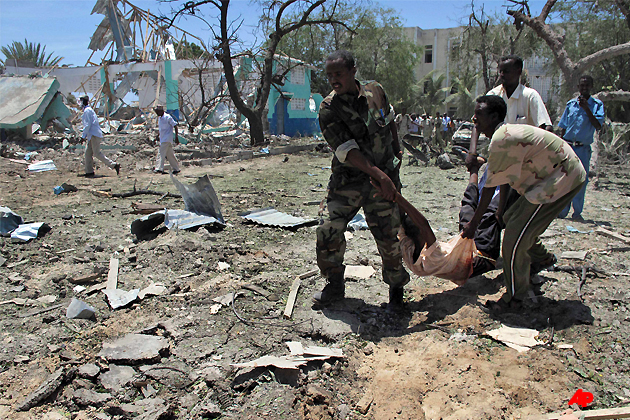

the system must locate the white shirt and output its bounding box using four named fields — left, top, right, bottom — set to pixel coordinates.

left=82, top=106, right=103, bottom=139
left=487, top=83, right=551, bottom=128
left=158, top=113, right=177, bottom=143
